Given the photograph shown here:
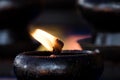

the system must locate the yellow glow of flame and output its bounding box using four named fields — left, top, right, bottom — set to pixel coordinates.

left=31, top=29, right=57, bottom=51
